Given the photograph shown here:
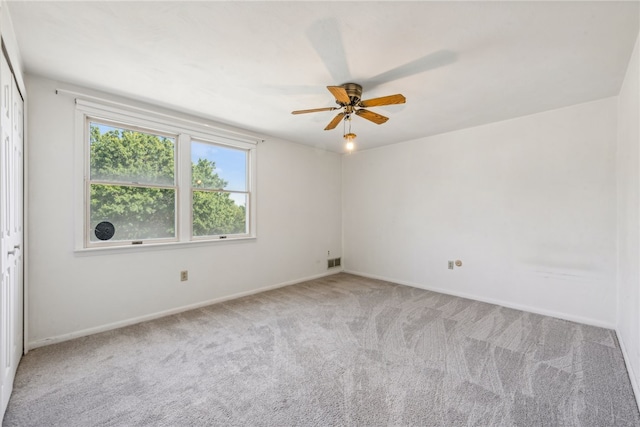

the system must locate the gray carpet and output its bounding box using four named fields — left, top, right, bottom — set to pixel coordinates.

left=3, top=273, right=640, bottom=426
